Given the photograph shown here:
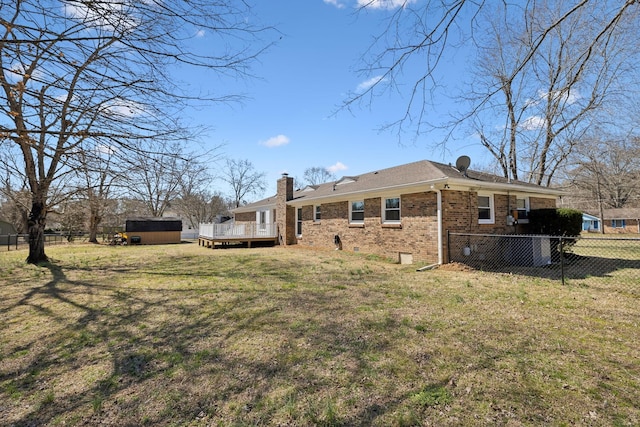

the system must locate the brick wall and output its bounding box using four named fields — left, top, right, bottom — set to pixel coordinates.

left=276, top=175, right=296, bottom=245
left=440, top=190, right=515, bottom=233
left=295, top=192, right=440, bottom=264
left=235, top=212, right=254, bottom=222
left=603, top=219, right=640, bottom=234
left=235, top=178, right=560, bottom=264
left=529, top=196, right=557, bottom=210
